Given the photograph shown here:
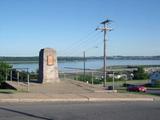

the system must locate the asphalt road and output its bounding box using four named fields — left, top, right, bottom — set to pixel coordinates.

left=0, top=102, right=159, bottom=120
left=147, top=89, right=160, bottom=96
